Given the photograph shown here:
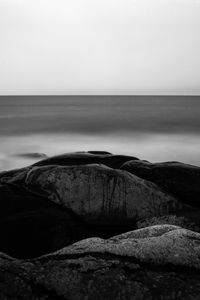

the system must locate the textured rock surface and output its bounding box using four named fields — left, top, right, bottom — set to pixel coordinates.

left=1, top=225, right=200, bottom=299
left=46, top=225, right=200, bottom=269
left=136, top=215, right=200, bottom=232
left=121, top=160, right=200, bottom=206
left=25, top=164, right=183, bottom=225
